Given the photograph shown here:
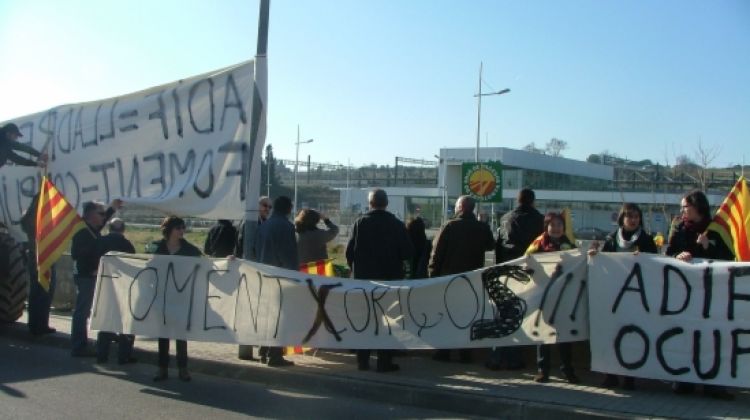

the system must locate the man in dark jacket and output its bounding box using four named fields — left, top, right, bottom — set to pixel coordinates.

left=254, top=196, right=297, bottom=367
left=22, top=193, right=57, bottom=335
left=96, top=218, right=138, bottom=364
left=487, top=188, right=544, bottom=370
left=429, top=195, right=494, bottom=363
left=0, top=123, right=46, bottom=168
left=70, top=199, right=122, bottom=357
left=346, top=189, right=413, bottom=372
left=204, top=219, right=237, bottom=257
left=496, top=189, right=544, bottom=263
left=237, top=196, right=272, bottom=361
